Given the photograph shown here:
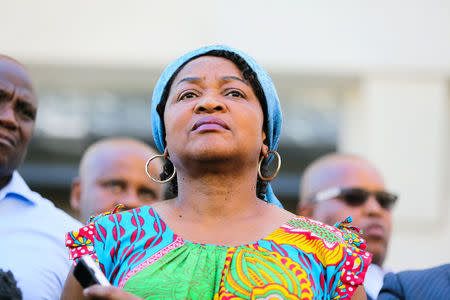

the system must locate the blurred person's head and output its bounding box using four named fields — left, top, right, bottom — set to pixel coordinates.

left=297, top=153, right=397, bottom=267
left=0, top=269, right=22, bottom=300
left=70, top=138, right=164, bottom=222
left=0, top=55, right=37, bottom=188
